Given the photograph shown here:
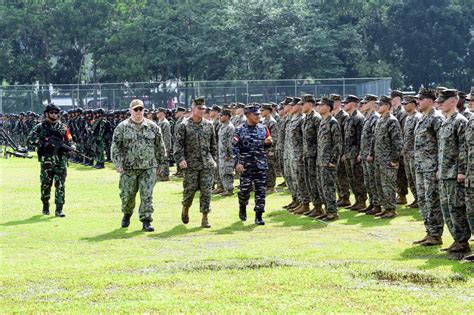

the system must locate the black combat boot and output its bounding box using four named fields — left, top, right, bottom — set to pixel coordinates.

left=121, top=213, right=132, bottom=228
left=255, top=211, right=265, bottom=226
left=42, top=202, right=50, bottom=215
left=94, top=162, right=105, bottom=169
left=55, top=204, right=66, bottom=217
left=142, top=220, right=154, bottom=232
left=239, top=205, right=247, bottom=221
